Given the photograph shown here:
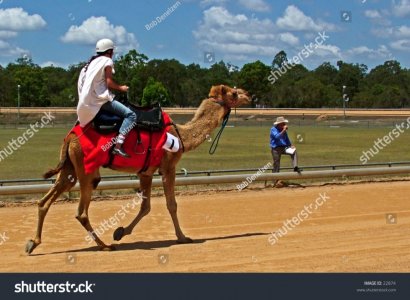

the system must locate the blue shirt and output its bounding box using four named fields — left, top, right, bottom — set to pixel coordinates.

left=270, top=126, right=291, bottom=148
